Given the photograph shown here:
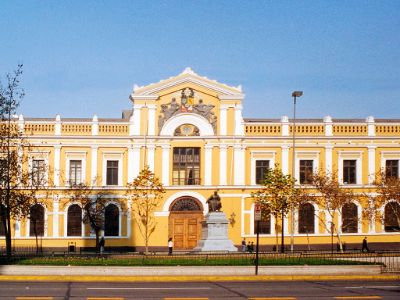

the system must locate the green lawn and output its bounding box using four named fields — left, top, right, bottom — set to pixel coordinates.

left=0, top=255, right=377, bottom=266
